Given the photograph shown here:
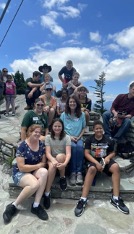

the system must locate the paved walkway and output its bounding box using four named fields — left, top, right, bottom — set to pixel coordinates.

left=0, top=96, right=134, bottom=234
